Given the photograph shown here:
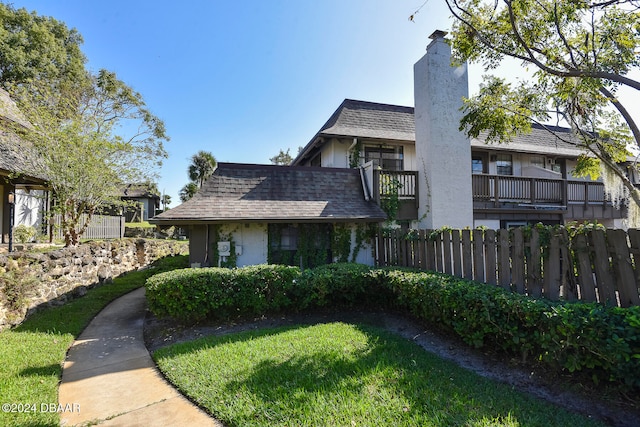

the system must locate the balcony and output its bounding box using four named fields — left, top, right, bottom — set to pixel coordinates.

left=472, top=174, right=623, bottom=220
left=472, top=174, right=610, bottom=205
left=366, top=171, right=621, bottom=223
left=372, top=170, right=418, bottom=221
